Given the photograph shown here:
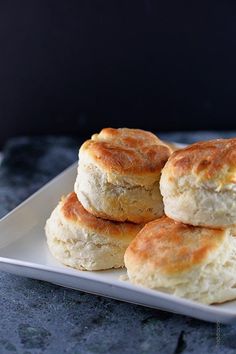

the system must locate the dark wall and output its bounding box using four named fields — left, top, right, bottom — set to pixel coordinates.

left=0, top=0, right=236, bottom=145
